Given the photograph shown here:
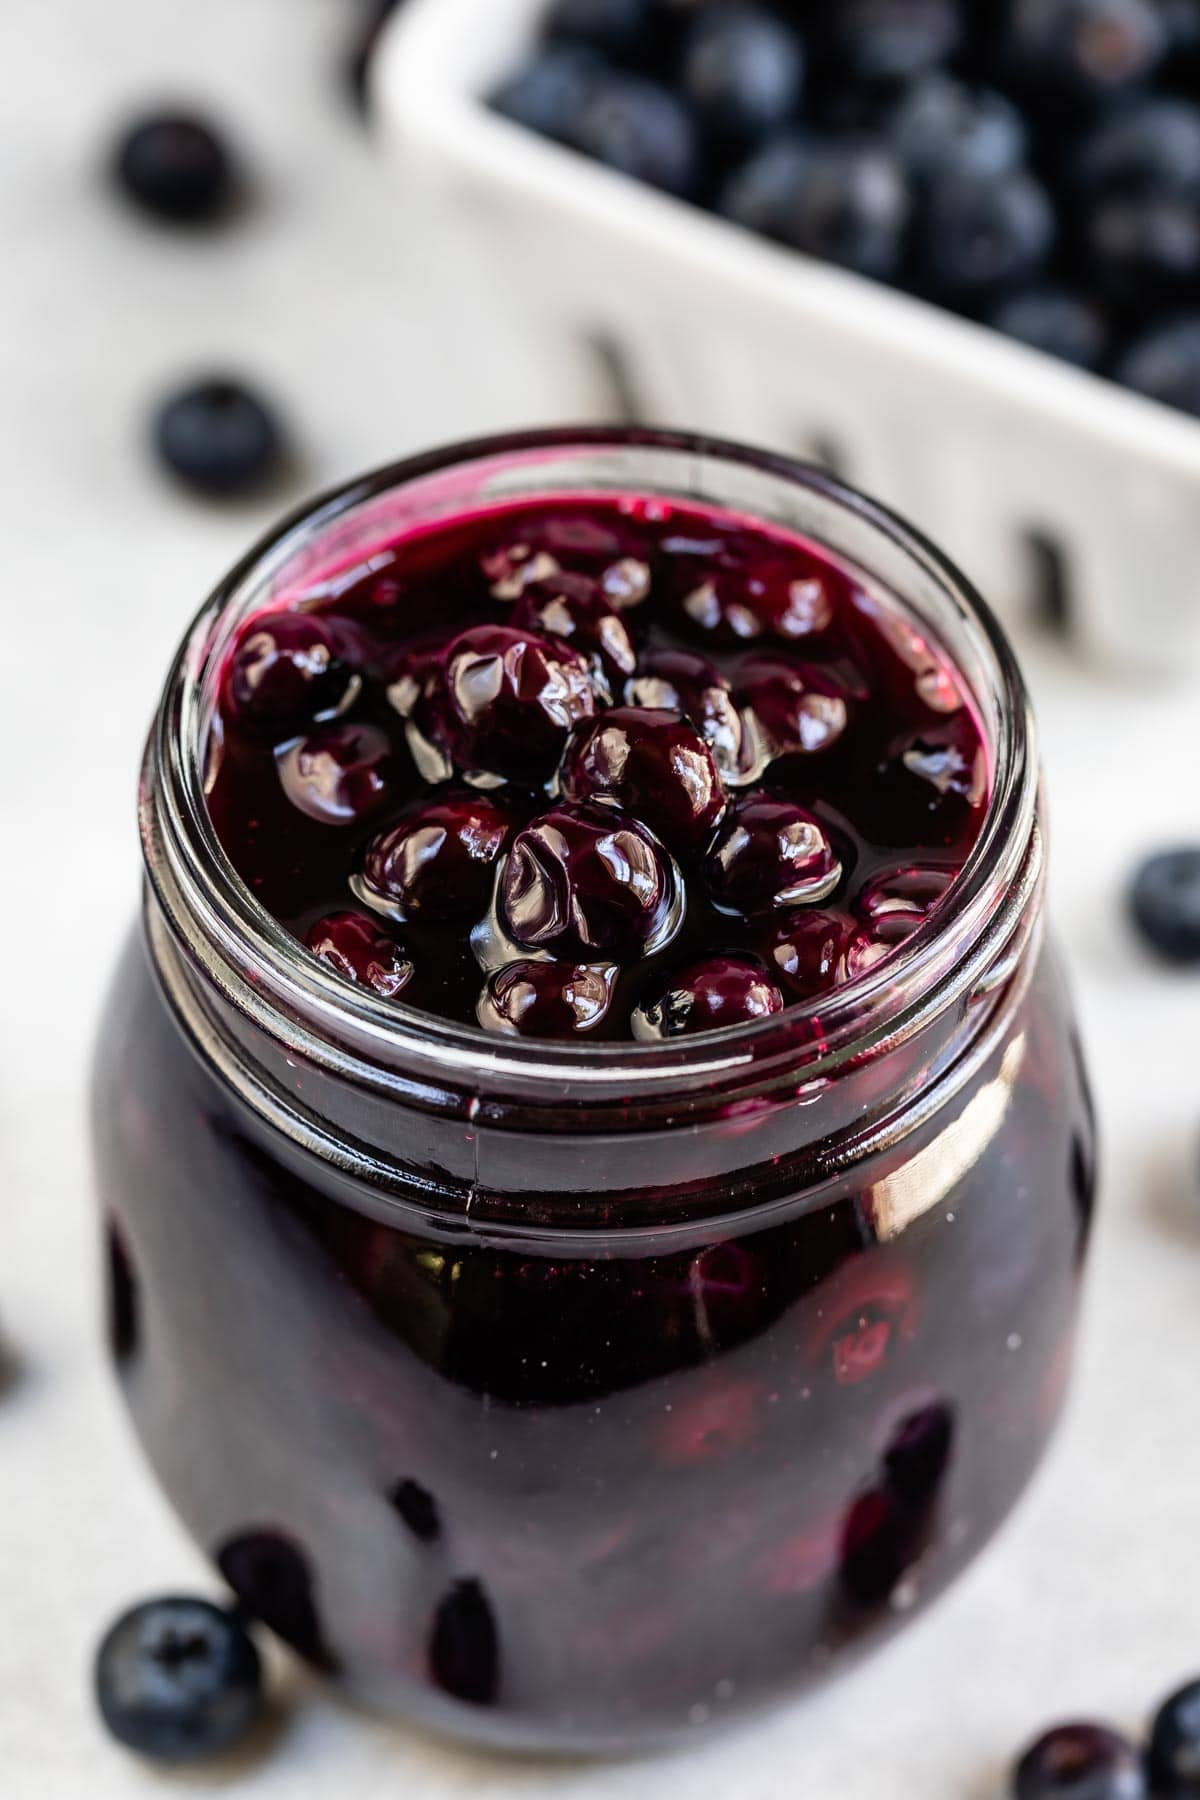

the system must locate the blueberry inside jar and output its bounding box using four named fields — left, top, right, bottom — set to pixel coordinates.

left=93, top=431, right=1095, bottom=1752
